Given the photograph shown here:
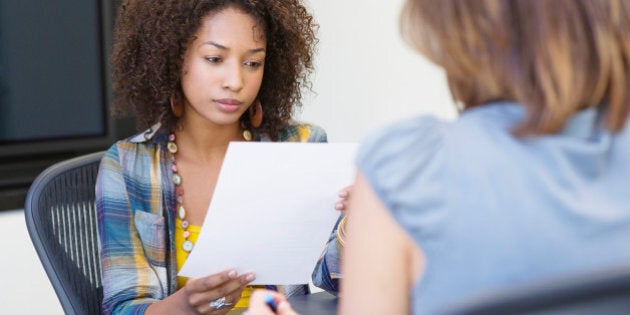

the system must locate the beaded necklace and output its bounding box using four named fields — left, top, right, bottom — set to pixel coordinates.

left=167, top=133, right=196, bottom=253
